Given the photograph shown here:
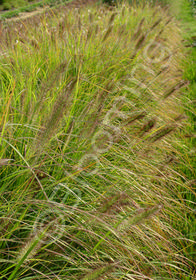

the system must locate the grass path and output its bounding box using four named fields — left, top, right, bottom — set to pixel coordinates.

left=168, top=0, right=196, bottom=273
left=0, top=0, right=68, bottom=20
left=0, top=0, right=98, bottom=20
